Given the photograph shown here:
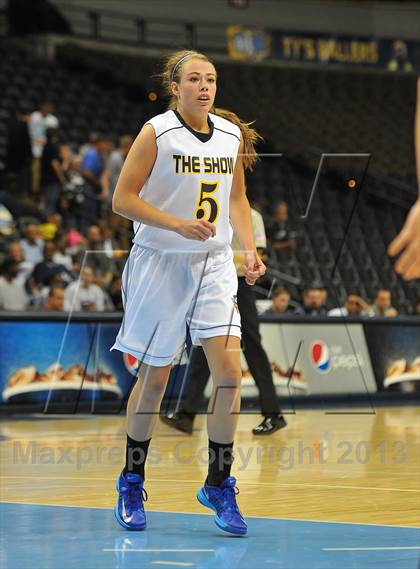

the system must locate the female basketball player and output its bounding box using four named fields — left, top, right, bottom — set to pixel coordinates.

left=111, top=50, right=265, bottom=535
